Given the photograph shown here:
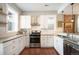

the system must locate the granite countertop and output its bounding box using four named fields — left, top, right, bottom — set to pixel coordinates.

left=57, top=34, right=79, bottom=51
left=57, top=34, right=79, bottom=46
left=0, top=34, right=24, bottom=43
left=64, top=38, right=79, bottom=45
left=64, top=39, right=79, bottom=51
